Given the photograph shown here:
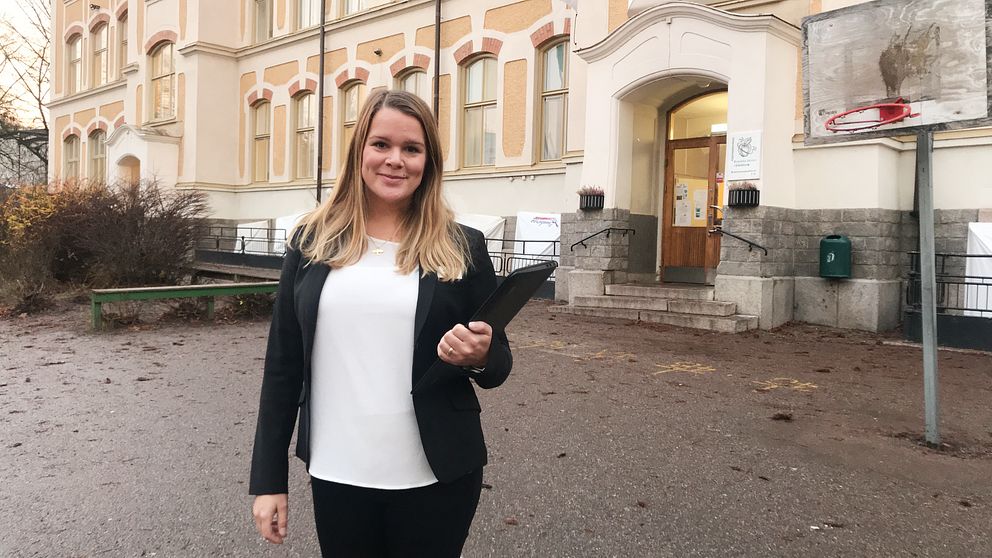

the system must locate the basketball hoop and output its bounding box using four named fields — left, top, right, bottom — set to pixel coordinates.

left=824, top=98, right=919, bottom=133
